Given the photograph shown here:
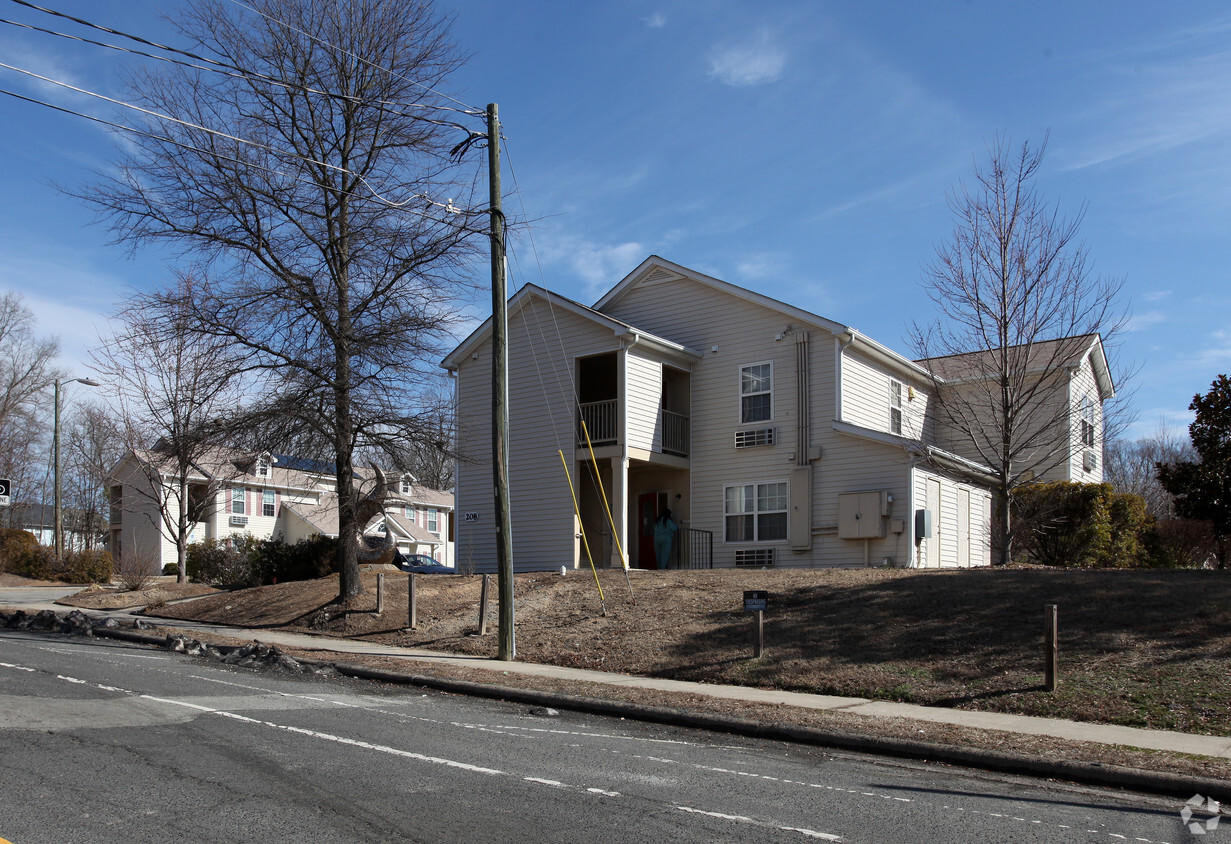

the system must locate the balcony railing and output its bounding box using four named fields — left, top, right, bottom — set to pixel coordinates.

left=578, top=400, right=618, bottom=446
left=661, top=410, right=689, bottom=456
